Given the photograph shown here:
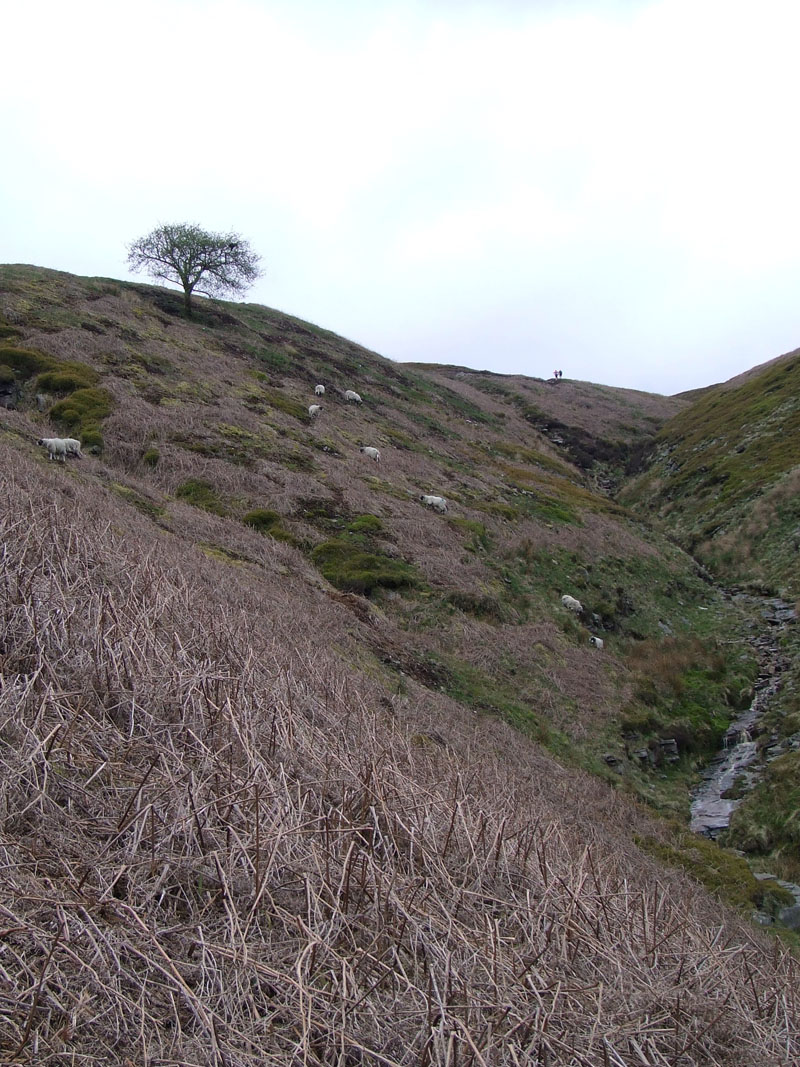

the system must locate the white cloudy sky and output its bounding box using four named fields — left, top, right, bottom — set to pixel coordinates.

left=5, top=0, right=800, bottom=394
